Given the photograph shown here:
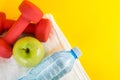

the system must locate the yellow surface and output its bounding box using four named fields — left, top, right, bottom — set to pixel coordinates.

left=0, top=0, right=120, bottom=80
